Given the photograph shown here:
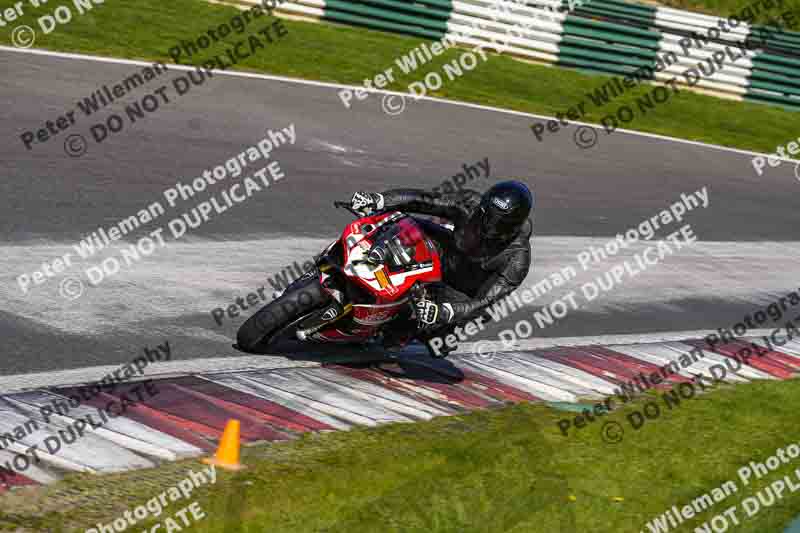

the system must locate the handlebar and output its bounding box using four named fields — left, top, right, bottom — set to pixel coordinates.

left=334, top=200, right=399, bottom=220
